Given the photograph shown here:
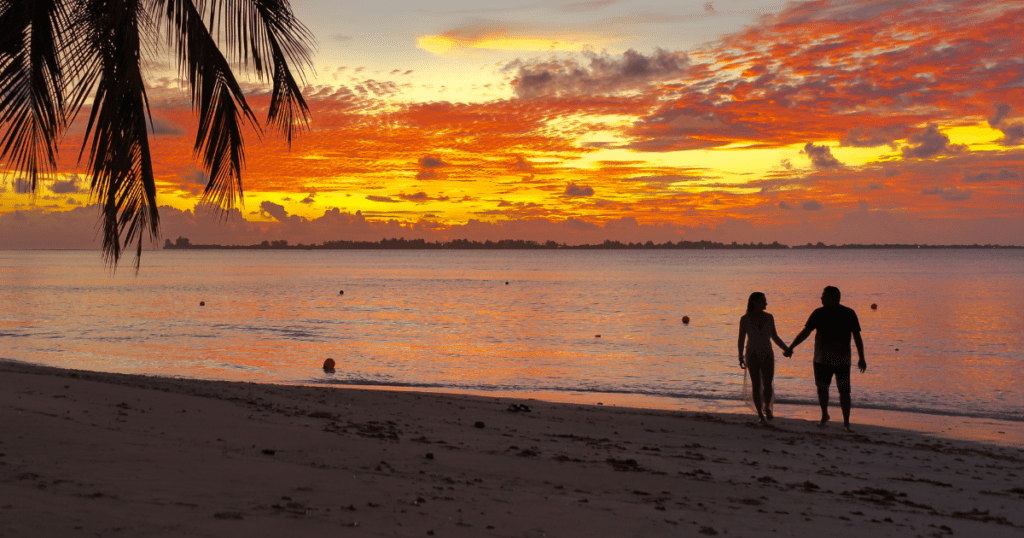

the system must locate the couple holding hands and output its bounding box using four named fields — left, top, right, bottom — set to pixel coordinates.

left=737, top=286, right=867, bottom=432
